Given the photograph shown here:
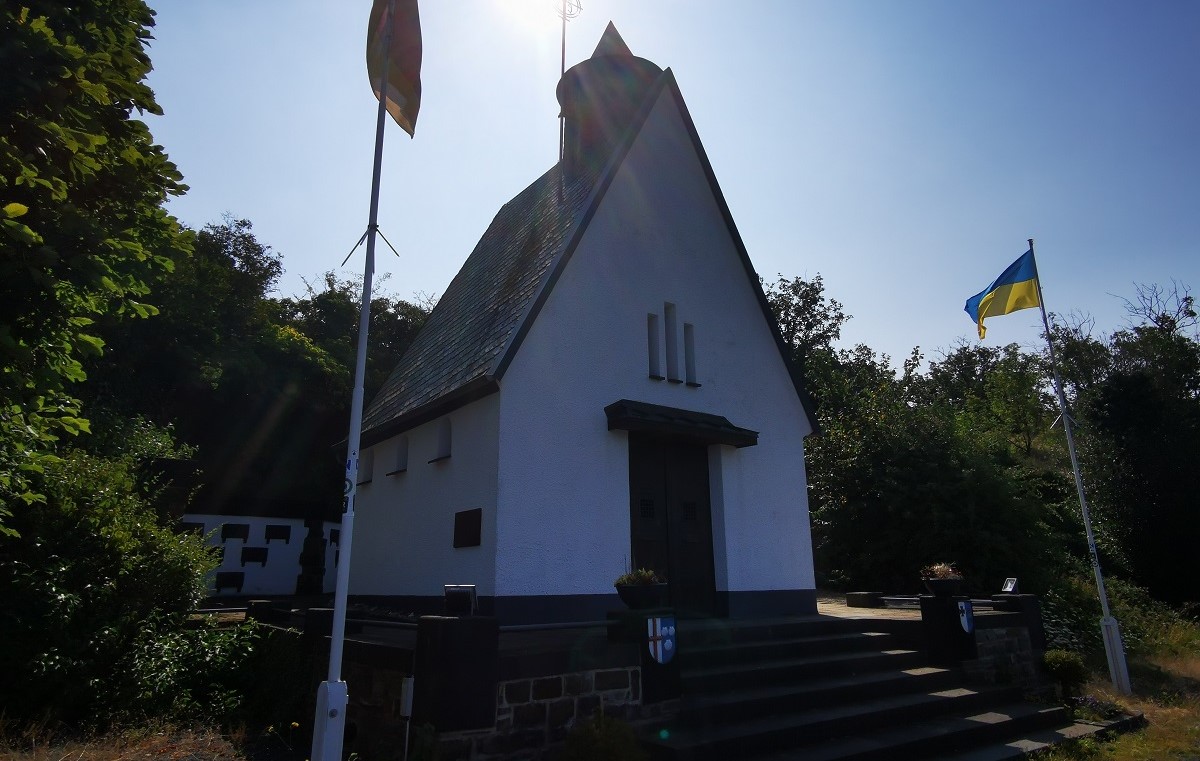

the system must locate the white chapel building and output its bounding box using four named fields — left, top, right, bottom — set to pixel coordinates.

left=349, top=24, right=819, bottom=625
